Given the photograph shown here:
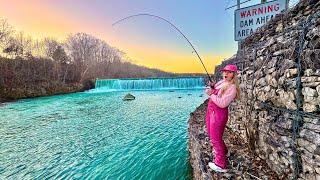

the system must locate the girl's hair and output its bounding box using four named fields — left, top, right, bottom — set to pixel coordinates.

left=220, top=72, right=241, bottom=100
